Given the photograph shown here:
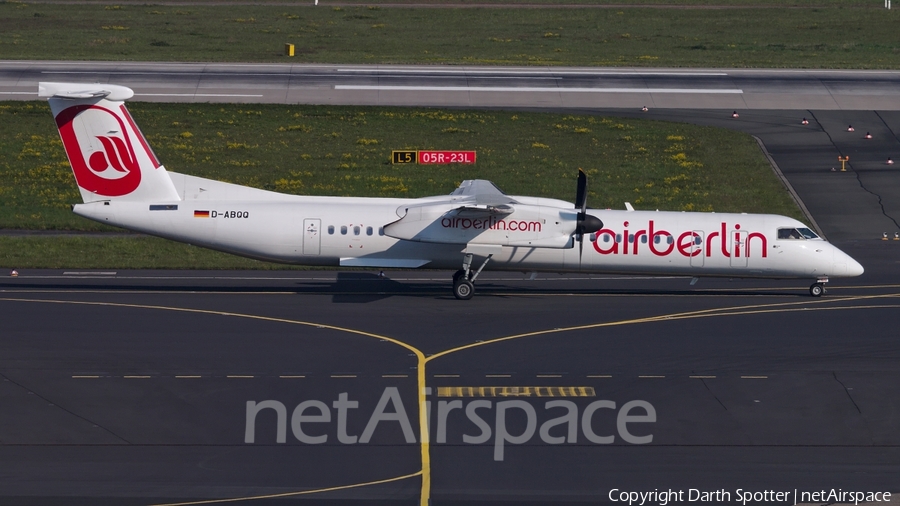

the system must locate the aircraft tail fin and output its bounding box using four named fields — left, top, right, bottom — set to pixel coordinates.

left=39, top=82, right=180, bottom=203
